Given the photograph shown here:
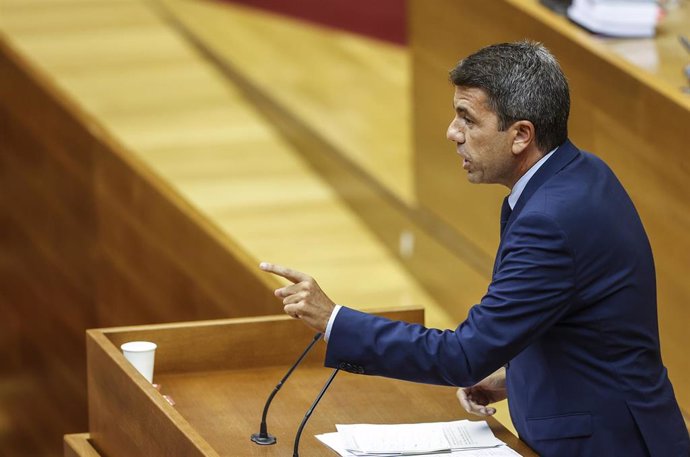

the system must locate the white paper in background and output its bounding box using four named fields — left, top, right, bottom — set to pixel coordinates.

left=336, top=420, right=504, bottom=455
left=316, top=432, right=524, bottom=457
